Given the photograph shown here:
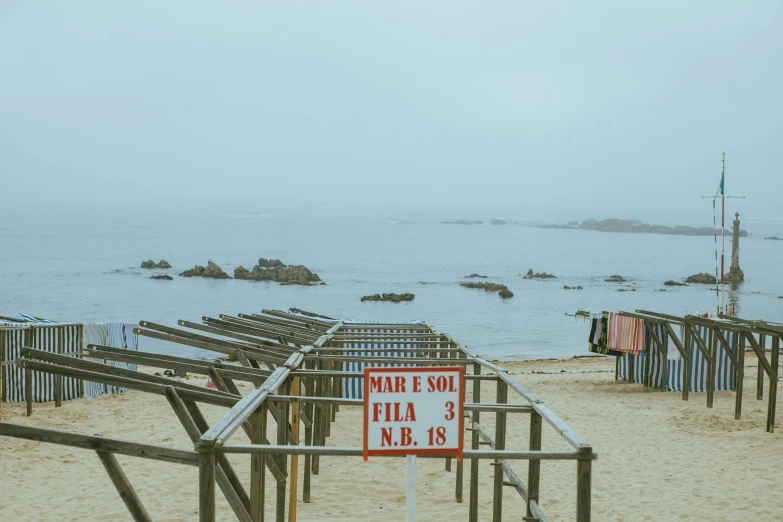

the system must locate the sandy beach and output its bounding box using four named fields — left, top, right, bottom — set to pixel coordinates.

left=1, top=355, right=781, bottom=521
